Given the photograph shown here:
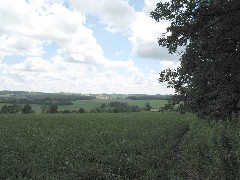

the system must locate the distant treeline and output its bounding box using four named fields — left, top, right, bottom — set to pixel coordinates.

left=0, top=91, right=172, bottom=104
left=0, top=97, right=74, bottom=105
left=0, top=101, right=159, bottom=115
left=126, top=95, right=172, bottom=100
left=0, top=91, right=96, bottom=105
